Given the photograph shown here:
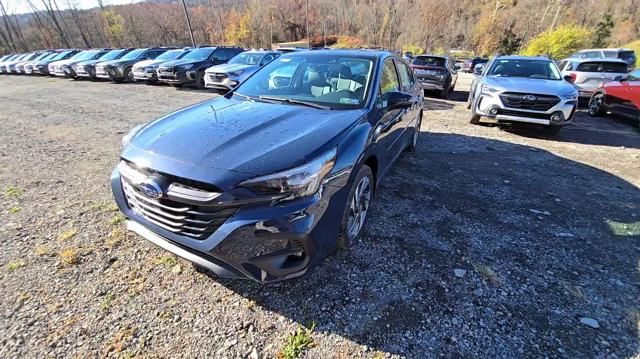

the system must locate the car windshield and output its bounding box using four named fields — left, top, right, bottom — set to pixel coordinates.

left=627, top=69, right=640, bottom=81
left=229, top=53, right=265, bottom=65
left=412, top=56, right=445, bottom=67
left=121, top=49, right=146, bottom=60
left=155, top=50, right=185, bottom=61
left=234, top=54, right=374, bottom=110
left=72, top=51, right=99, bottom=61
left=618, top=51, right=635, bottom=61
left=99, top=50, right=125, bottom=61
left=52, top=51, right=71, bottom=60
left=182, top=48, right=214, bottom=61
left=487, top=59, right=561, bottom=80
left=576, top=61, right=628, bottom=73
left=33, top=53, right=51, bottom=60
